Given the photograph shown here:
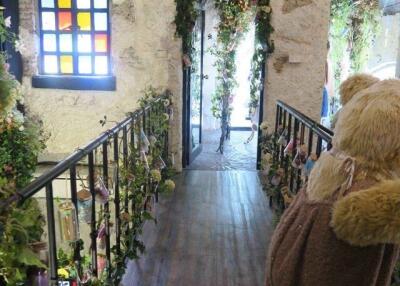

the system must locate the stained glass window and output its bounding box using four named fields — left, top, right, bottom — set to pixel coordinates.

left=38, top=0, right=111, bottom=75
